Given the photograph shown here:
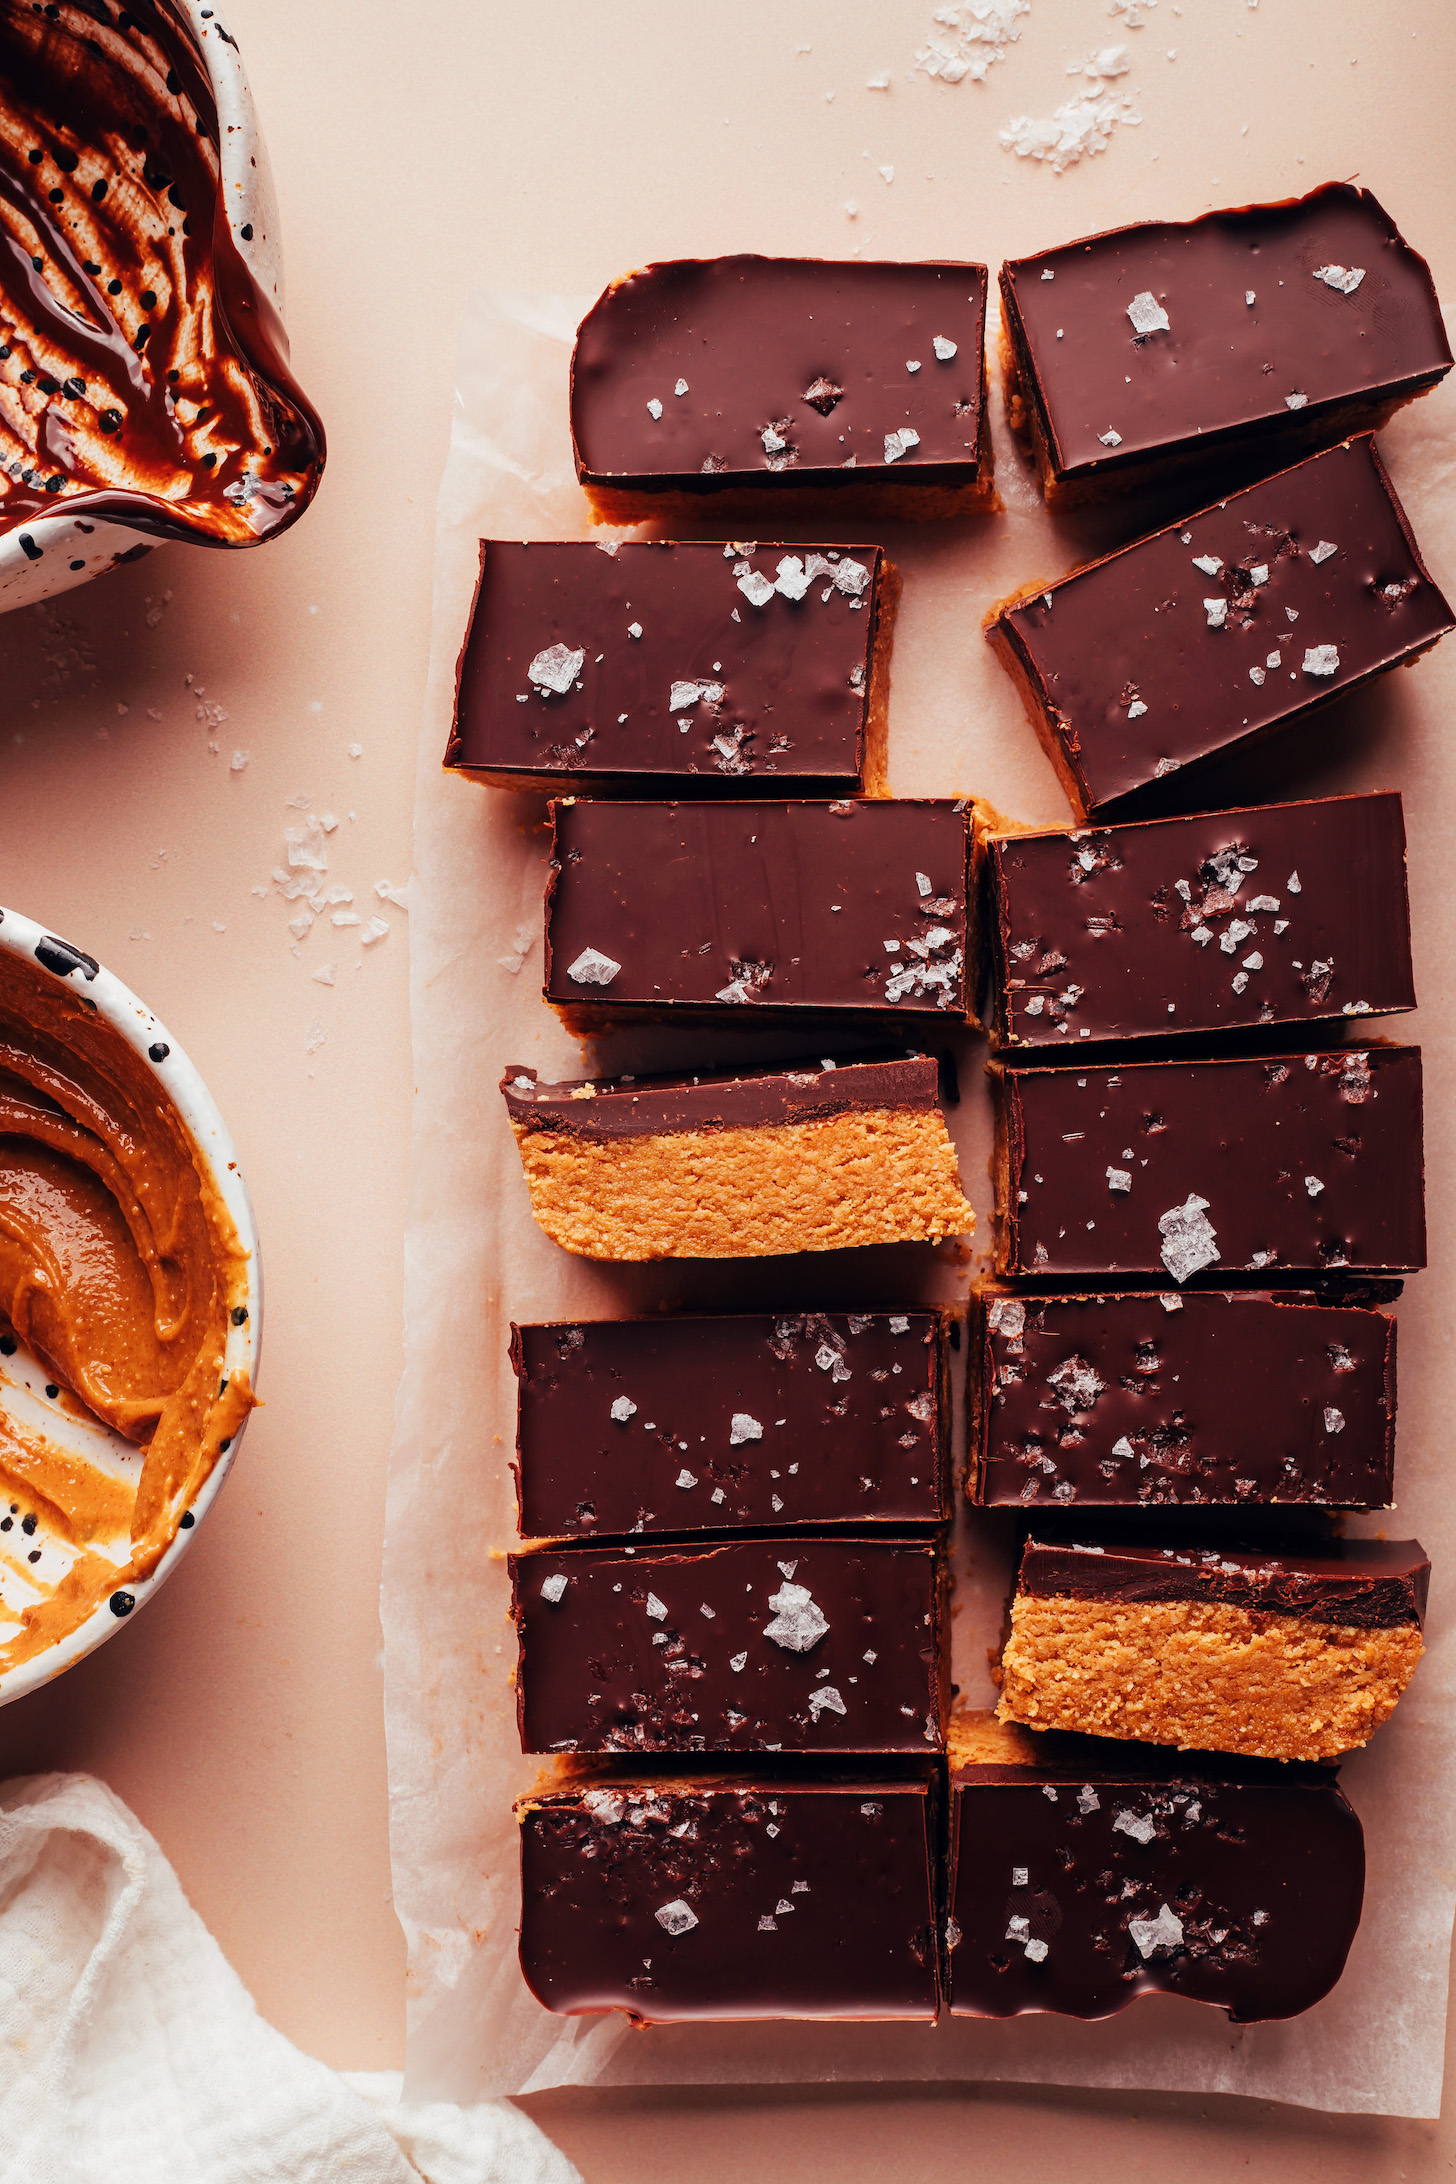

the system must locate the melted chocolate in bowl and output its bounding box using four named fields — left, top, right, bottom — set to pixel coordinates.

left=0, top=0, right=323, bottom=551
left=0, top=918, right=258, bottom=1689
